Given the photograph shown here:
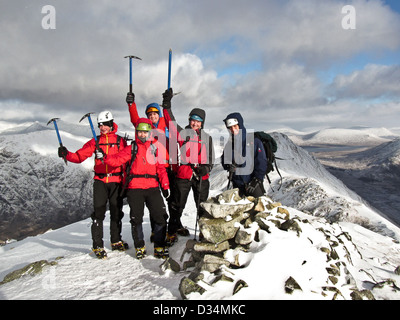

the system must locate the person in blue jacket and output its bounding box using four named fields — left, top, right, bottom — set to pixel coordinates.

left=221, top=112, right=268, bottom=197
